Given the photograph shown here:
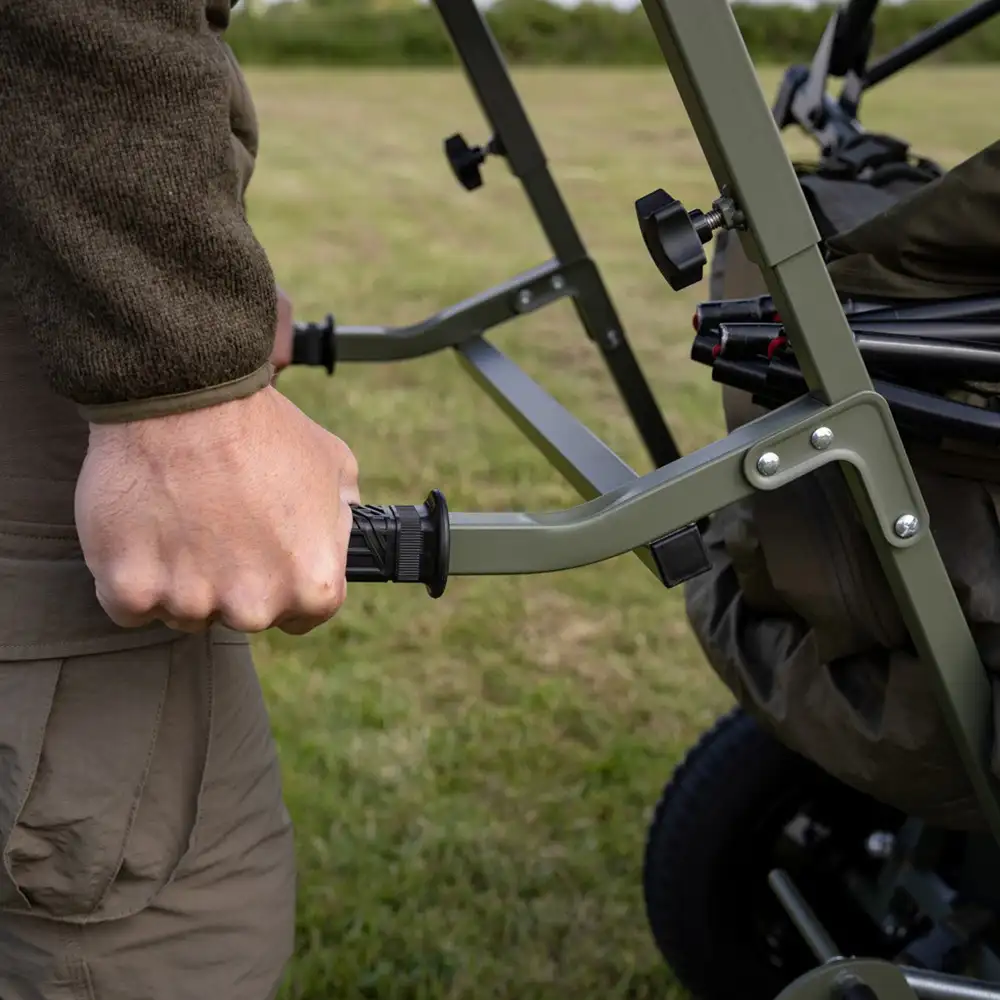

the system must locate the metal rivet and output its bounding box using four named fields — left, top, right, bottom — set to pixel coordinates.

left=517, top=289, right=533, bottom=308
left=894, top=513, right=920, bottom=538
left=551, top=275, right=565, bottom=291
left=810, top=426, right=834, bottom=450
left=865, top=831, right=896, bottom=860
left=756, top=452, right=780, bottom=477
